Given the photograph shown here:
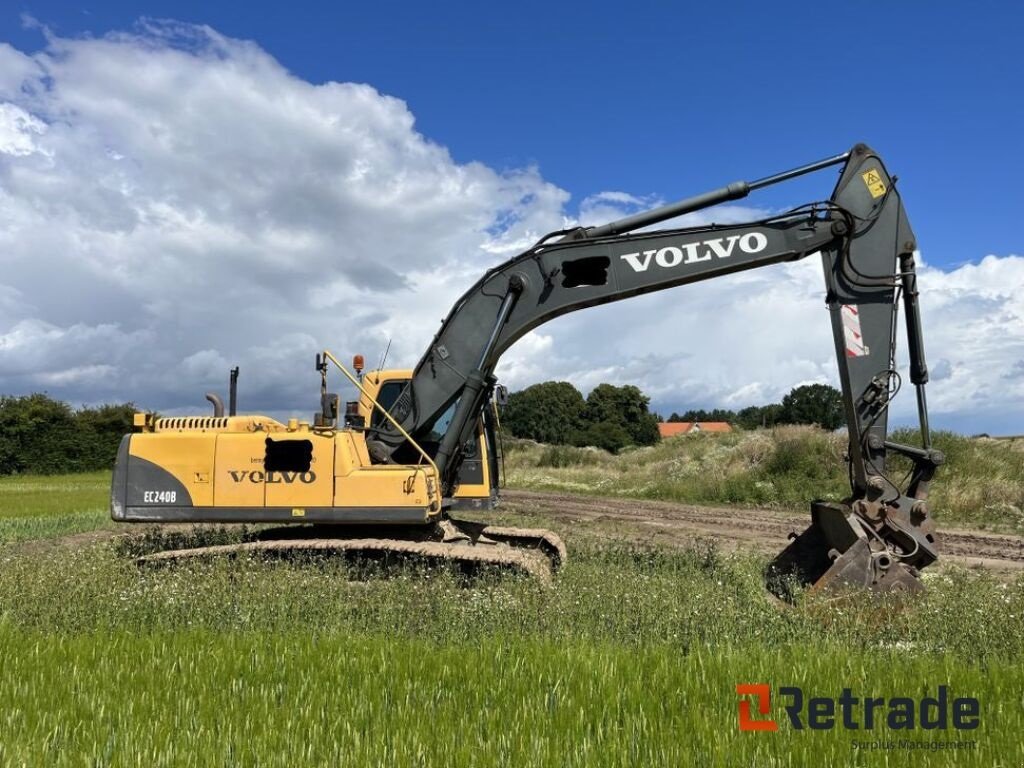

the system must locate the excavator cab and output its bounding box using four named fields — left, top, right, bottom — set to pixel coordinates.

left=355, top=368, right=502, bottom=510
